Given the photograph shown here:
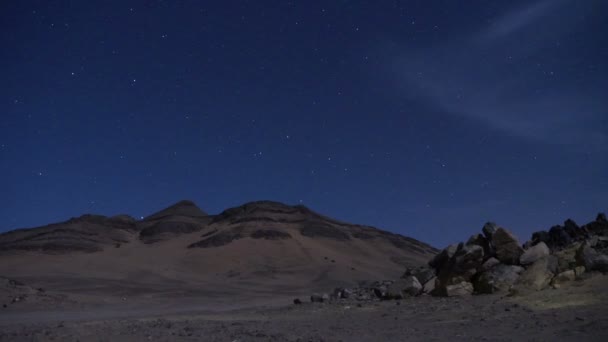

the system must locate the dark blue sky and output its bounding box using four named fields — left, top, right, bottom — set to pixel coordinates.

left=1, top=1, right=606, bottom=247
